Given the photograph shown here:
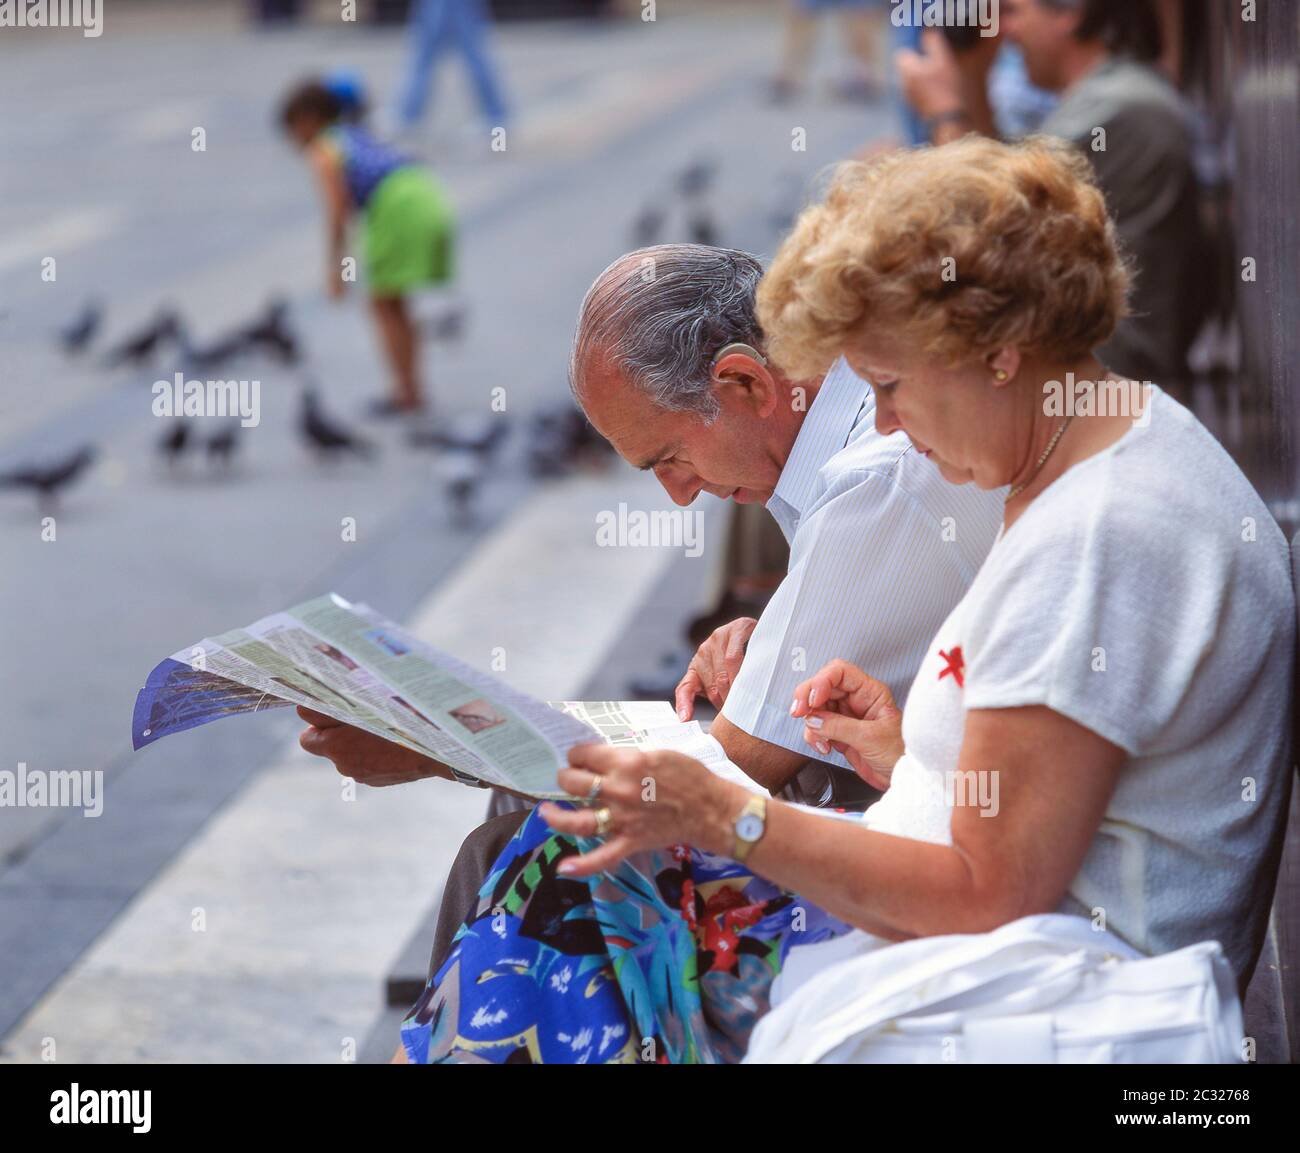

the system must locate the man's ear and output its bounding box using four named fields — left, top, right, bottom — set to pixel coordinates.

left=986, top=346, right=1021, bottom=386
left=711, top=352, right=779, bottom=417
